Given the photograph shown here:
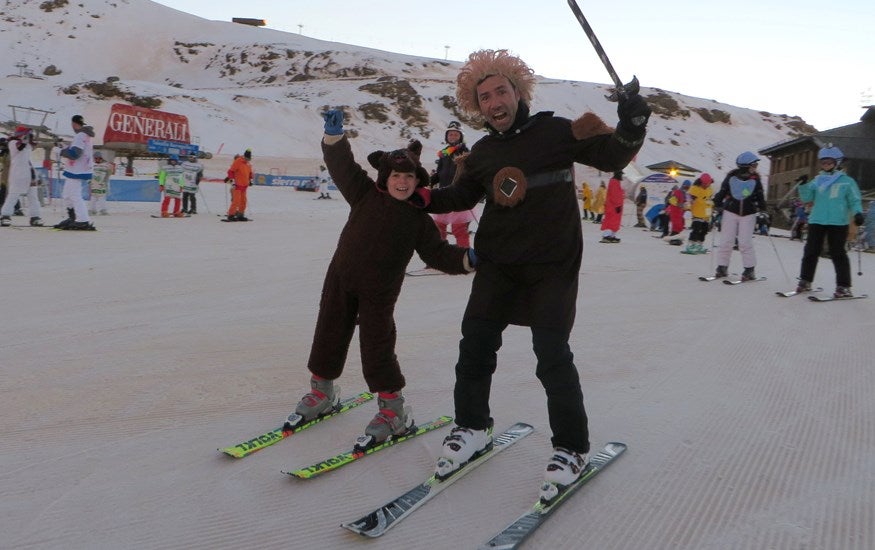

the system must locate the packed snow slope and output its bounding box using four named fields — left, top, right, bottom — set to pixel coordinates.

left=0, top=185, right=873, bottom=549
